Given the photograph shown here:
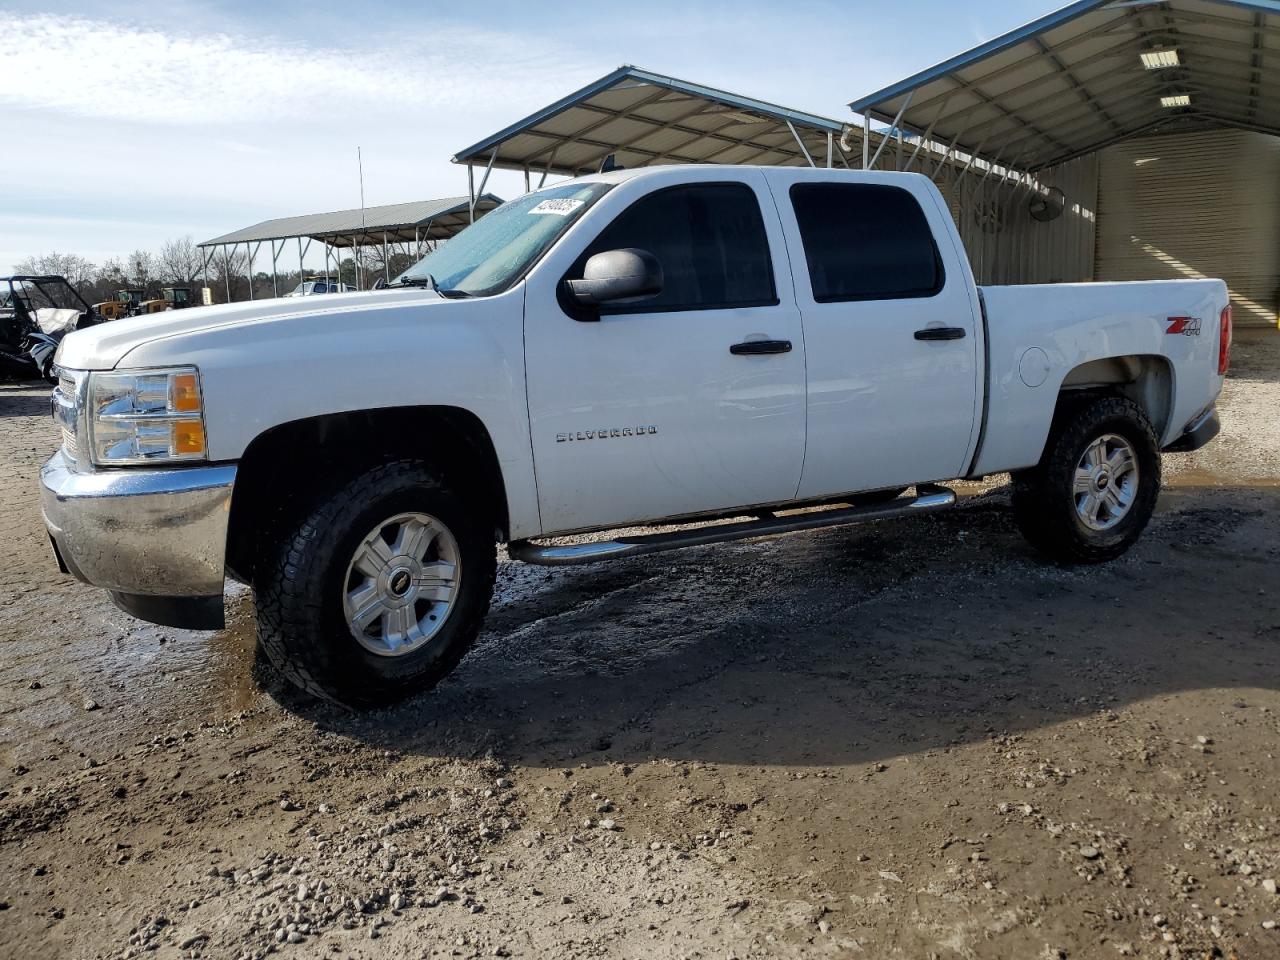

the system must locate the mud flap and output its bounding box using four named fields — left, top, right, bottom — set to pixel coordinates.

left=110, top=592, right=226, bottom=631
